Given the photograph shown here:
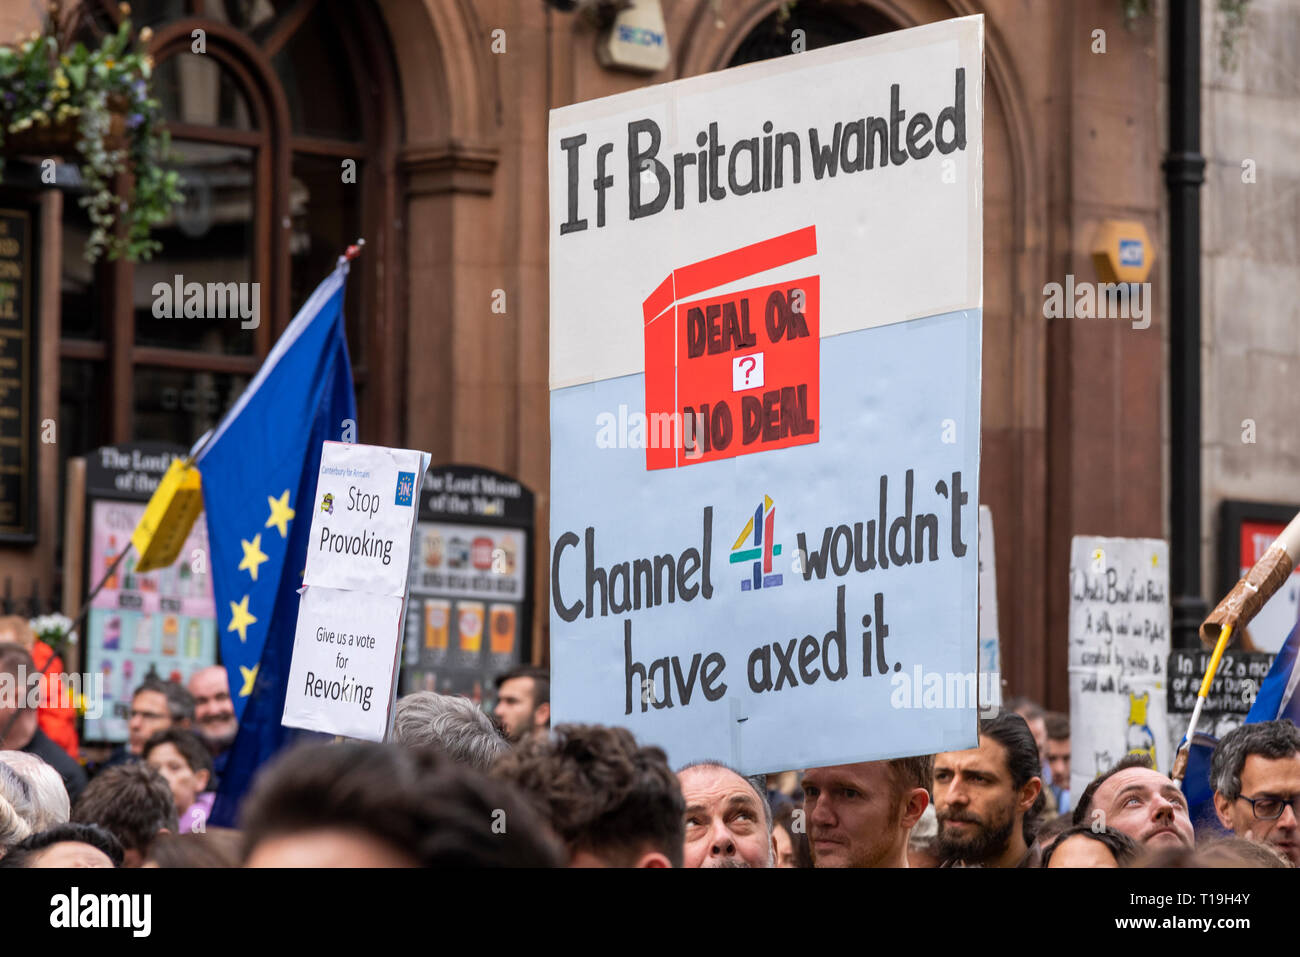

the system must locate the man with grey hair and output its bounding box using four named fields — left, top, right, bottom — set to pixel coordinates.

left=676, top=761, right=774, bottom=868
left=0, top=751, right=70, bottom=831
left=1211, top=719, right=1300, bottom=865
left=392, top=691, right=509, bottom=772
